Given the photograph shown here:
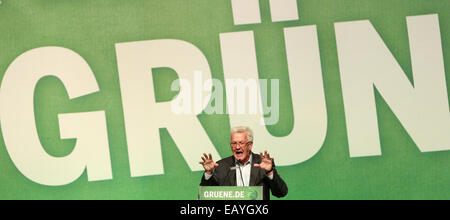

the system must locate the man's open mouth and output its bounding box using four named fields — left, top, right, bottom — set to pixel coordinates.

left=236, top=151, right=243, bottom=155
